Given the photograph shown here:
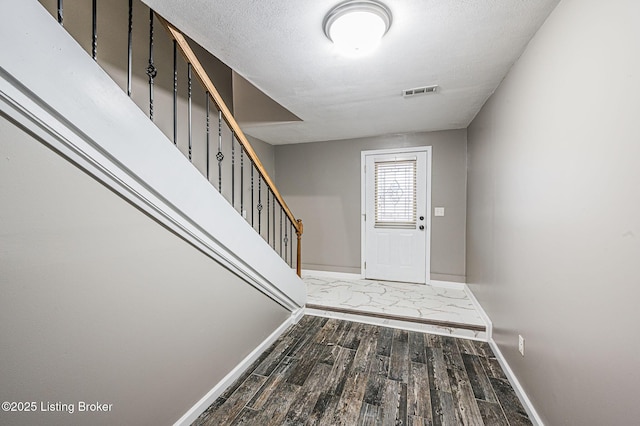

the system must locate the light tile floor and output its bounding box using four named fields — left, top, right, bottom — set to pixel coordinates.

left=303, top=273, right=488, bottom=340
